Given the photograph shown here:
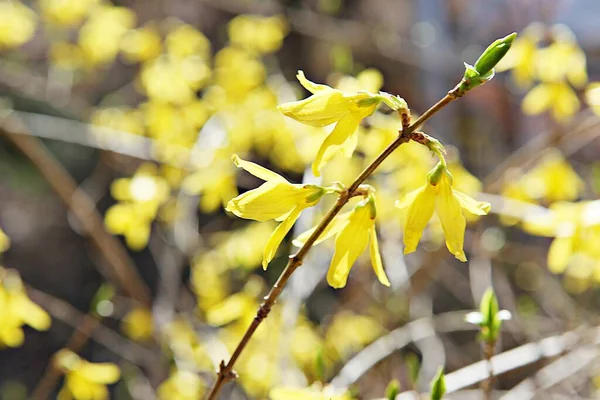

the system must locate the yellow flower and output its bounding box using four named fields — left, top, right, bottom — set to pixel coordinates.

left=120, top=24, right=162, bottom=63
left=157, top=369, right=205, bottom=400
left=166, top=23, right=211, bottom=60
left=270, top=383, right=354, bottom=400
left=294, top=193, right=390, bottom=289
left=0, top=1, right=36, bottom=50
left=0, top=227, right=9, bottom=253
left=278, top=71, right=405, bottom=176
left=39, top=0, right=98, bottom=27
left=522, top=201, right=600, bottom=285
left=536, top=25, right=587, bottom=87
left=502, top=149, right=584, bottom=204
left=121, top=307, right=154, bottom=342
left=585, top=82, right=600, bottom=116
left=396, top=163, right=490, bottom=261
left=56, top=349, right=120, bottom=400
left=228, top=15, right=288, bottom=54
left=0, top=268, right=51, bottom=347
left=522, top=81, right=580, bottom=122
left=225, top=155, right=326, bottom=268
